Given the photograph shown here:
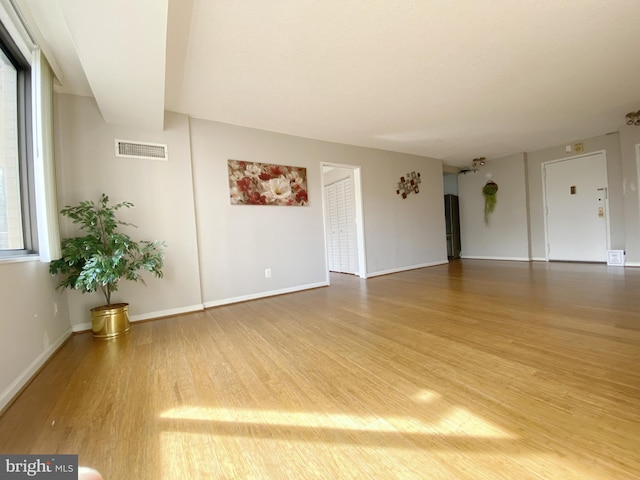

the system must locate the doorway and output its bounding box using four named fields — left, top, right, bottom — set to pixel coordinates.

left=543, top=152, right=610, bottom=262
left=322, top=164, right=367, bottom=278
left=443, top=172, right=460, bottom=259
